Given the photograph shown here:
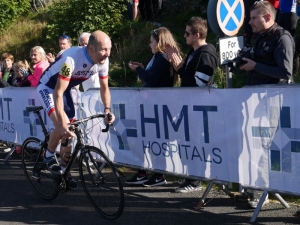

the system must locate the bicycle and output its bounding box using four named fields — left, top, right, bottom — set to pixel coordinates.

left=21, top=106, right=124, bottom=220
